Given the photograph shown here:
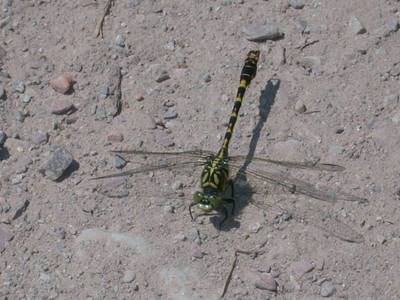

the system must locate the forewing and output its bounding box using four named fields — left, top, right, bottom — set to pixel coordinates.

left=92, top=160, right=205, bottom=180
left=229, top=155, right=345, bottom=172
left=230, top=164, right=368, bottom=204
